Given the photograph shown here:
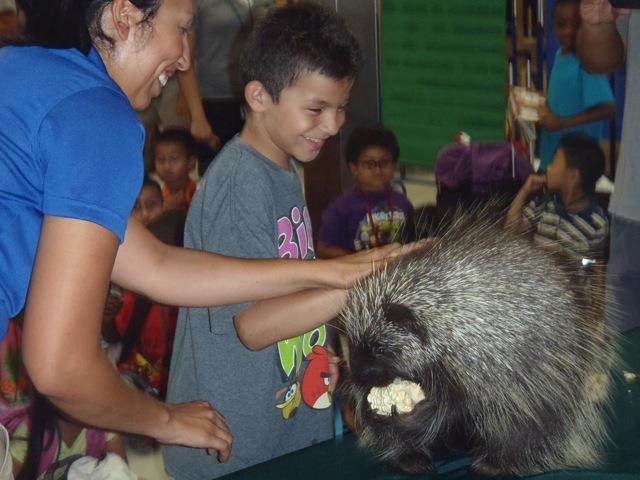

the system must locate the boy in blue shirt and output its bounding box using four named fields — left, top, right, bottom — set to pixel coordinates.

left=165, top=4, right=366, bottom=479
left=538, top=0, right=615, bottom=171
